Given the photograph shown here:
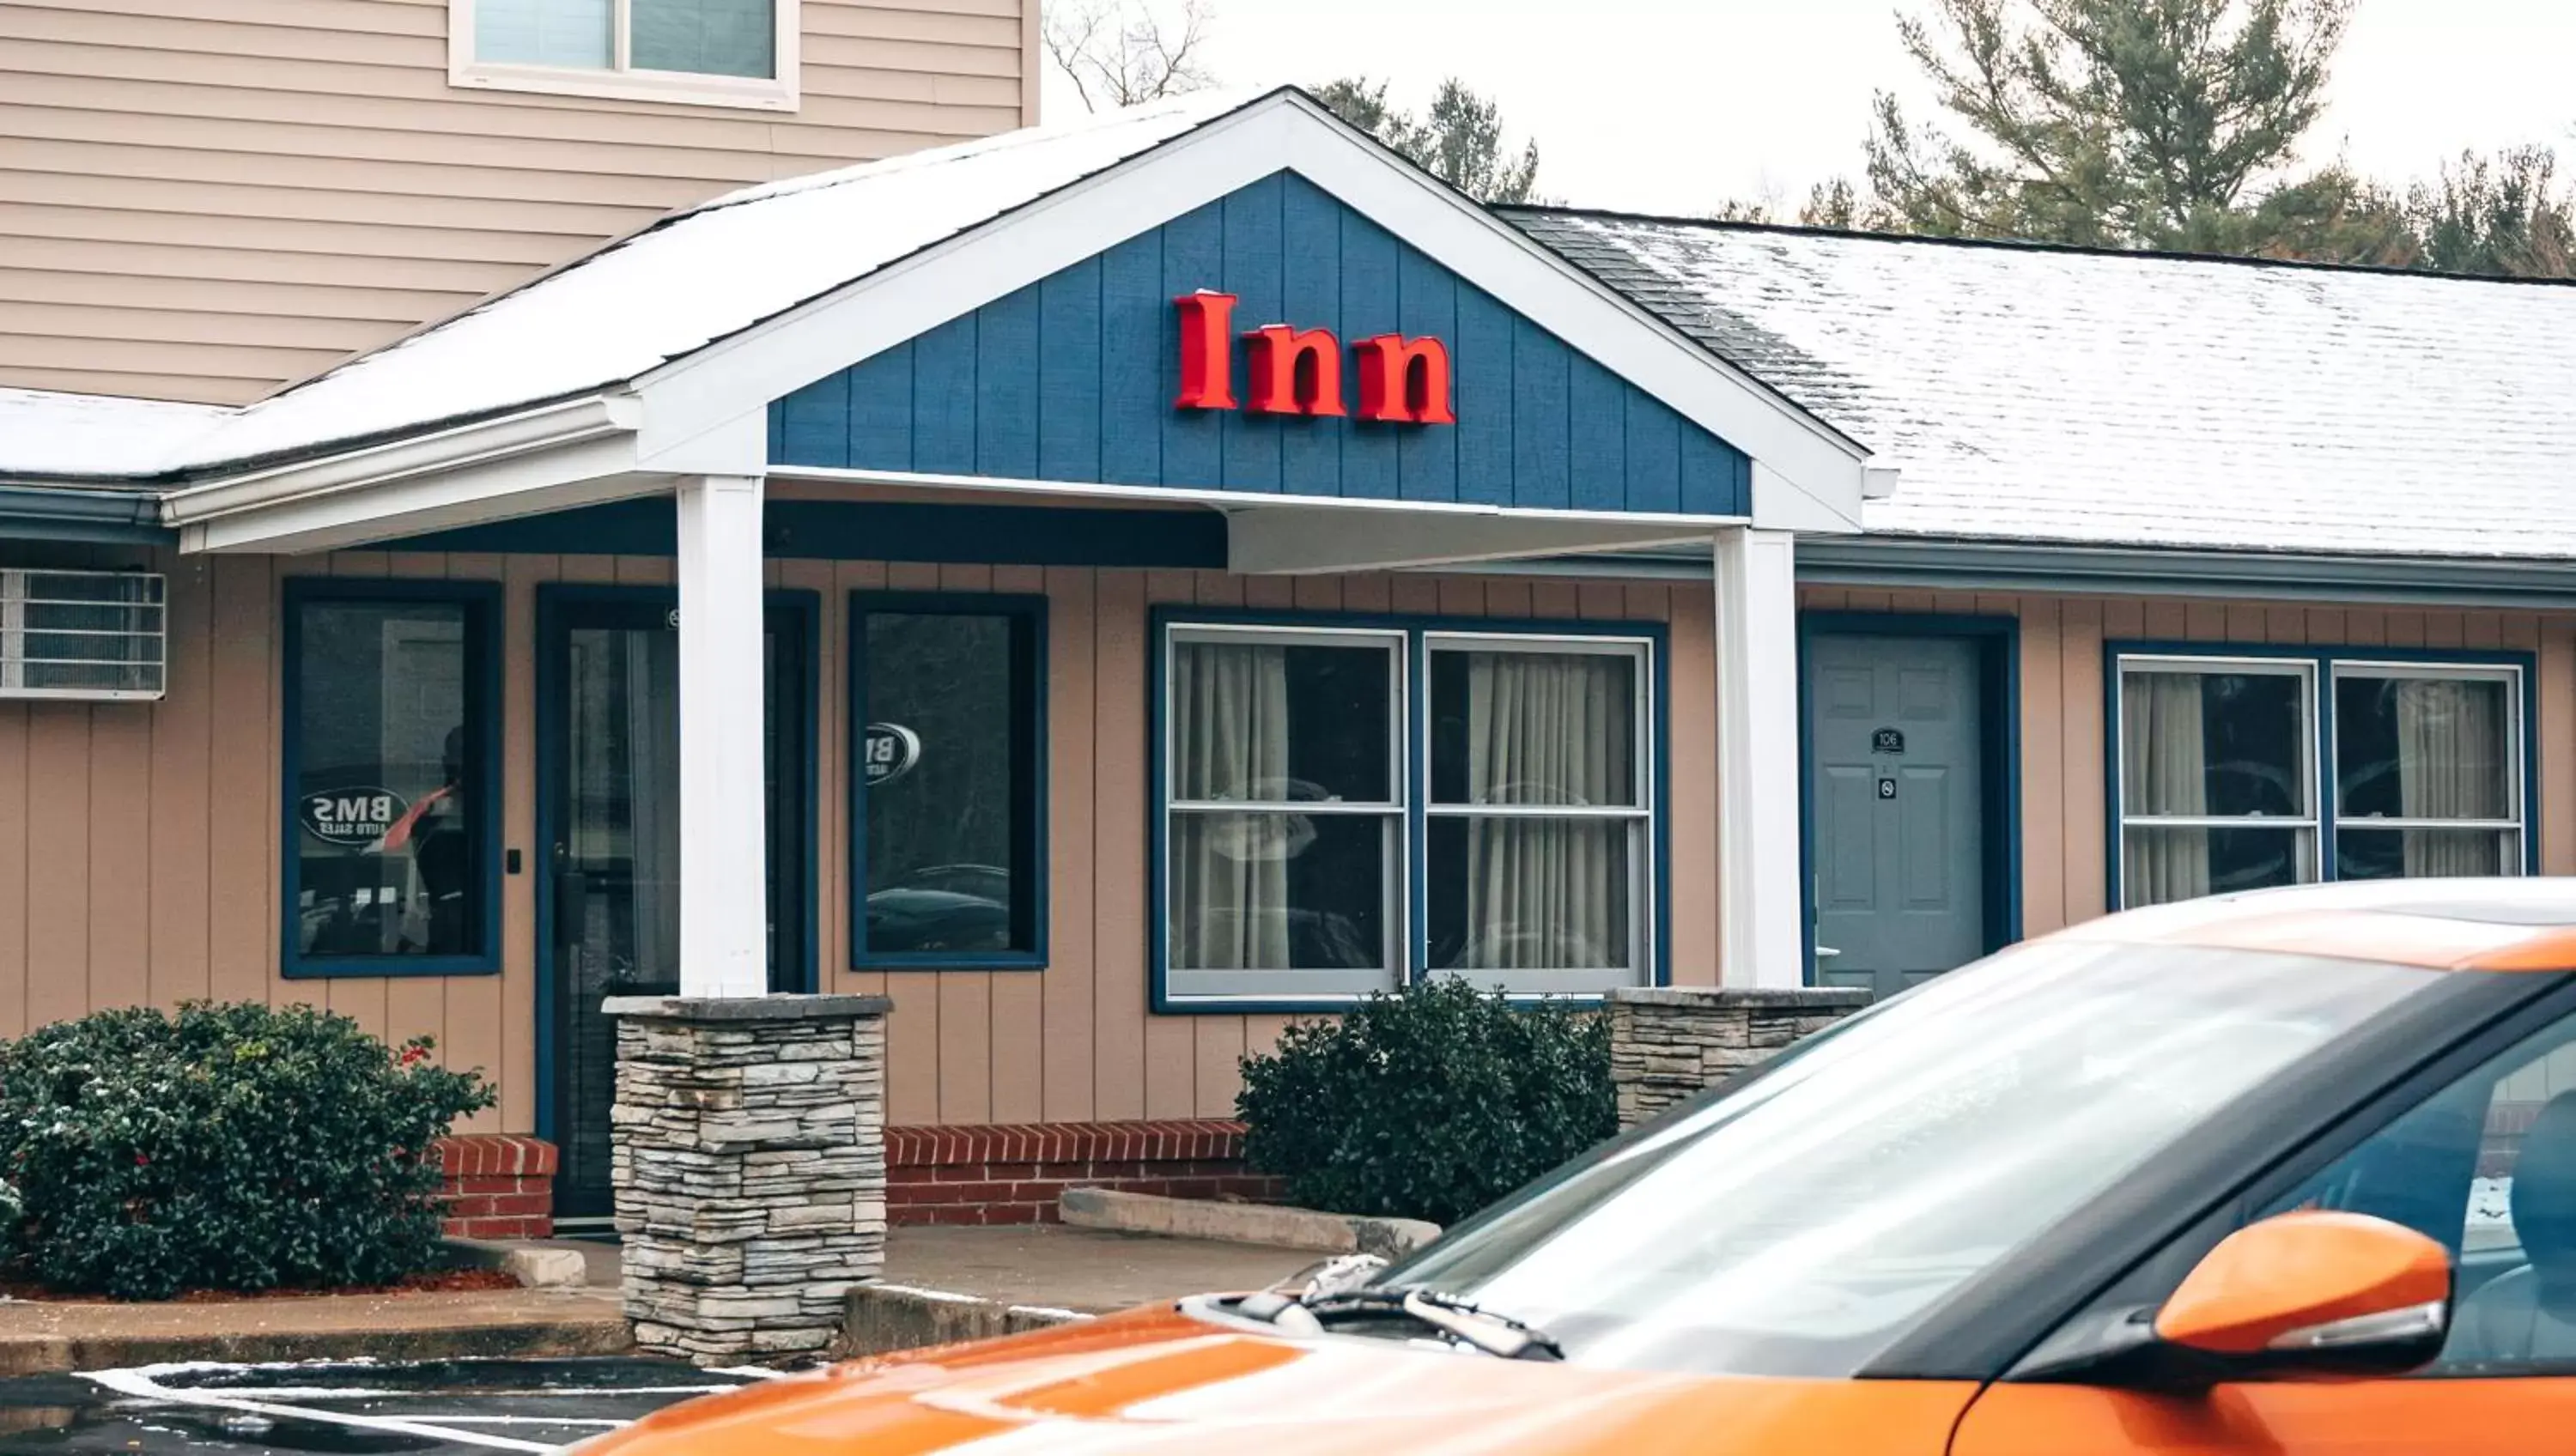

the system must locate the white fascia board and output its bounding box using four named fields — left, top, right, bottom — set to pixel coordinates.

left=635, top=94, right=1870, bottom=521
left=180, top=439, right=659, bottom=554
left=635, top=402, right=769, bottom=476
left=1227, top=503, right=1716, bottom=574
left=772, top=461, right=1743, bottom=529
left=161, top=395, right=638, bottom=533
left=634, top=102, right=1307, bottom=452
left=1752, top=461, right=1864, bottom=534
left=1271, top=108, right=1871, bottom=521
